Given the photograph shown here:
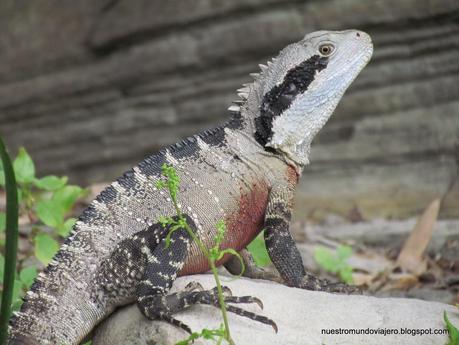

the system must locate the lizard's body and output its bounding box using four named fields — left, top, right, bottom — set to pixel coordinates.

left=8, top=30, right=373, bottom=344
